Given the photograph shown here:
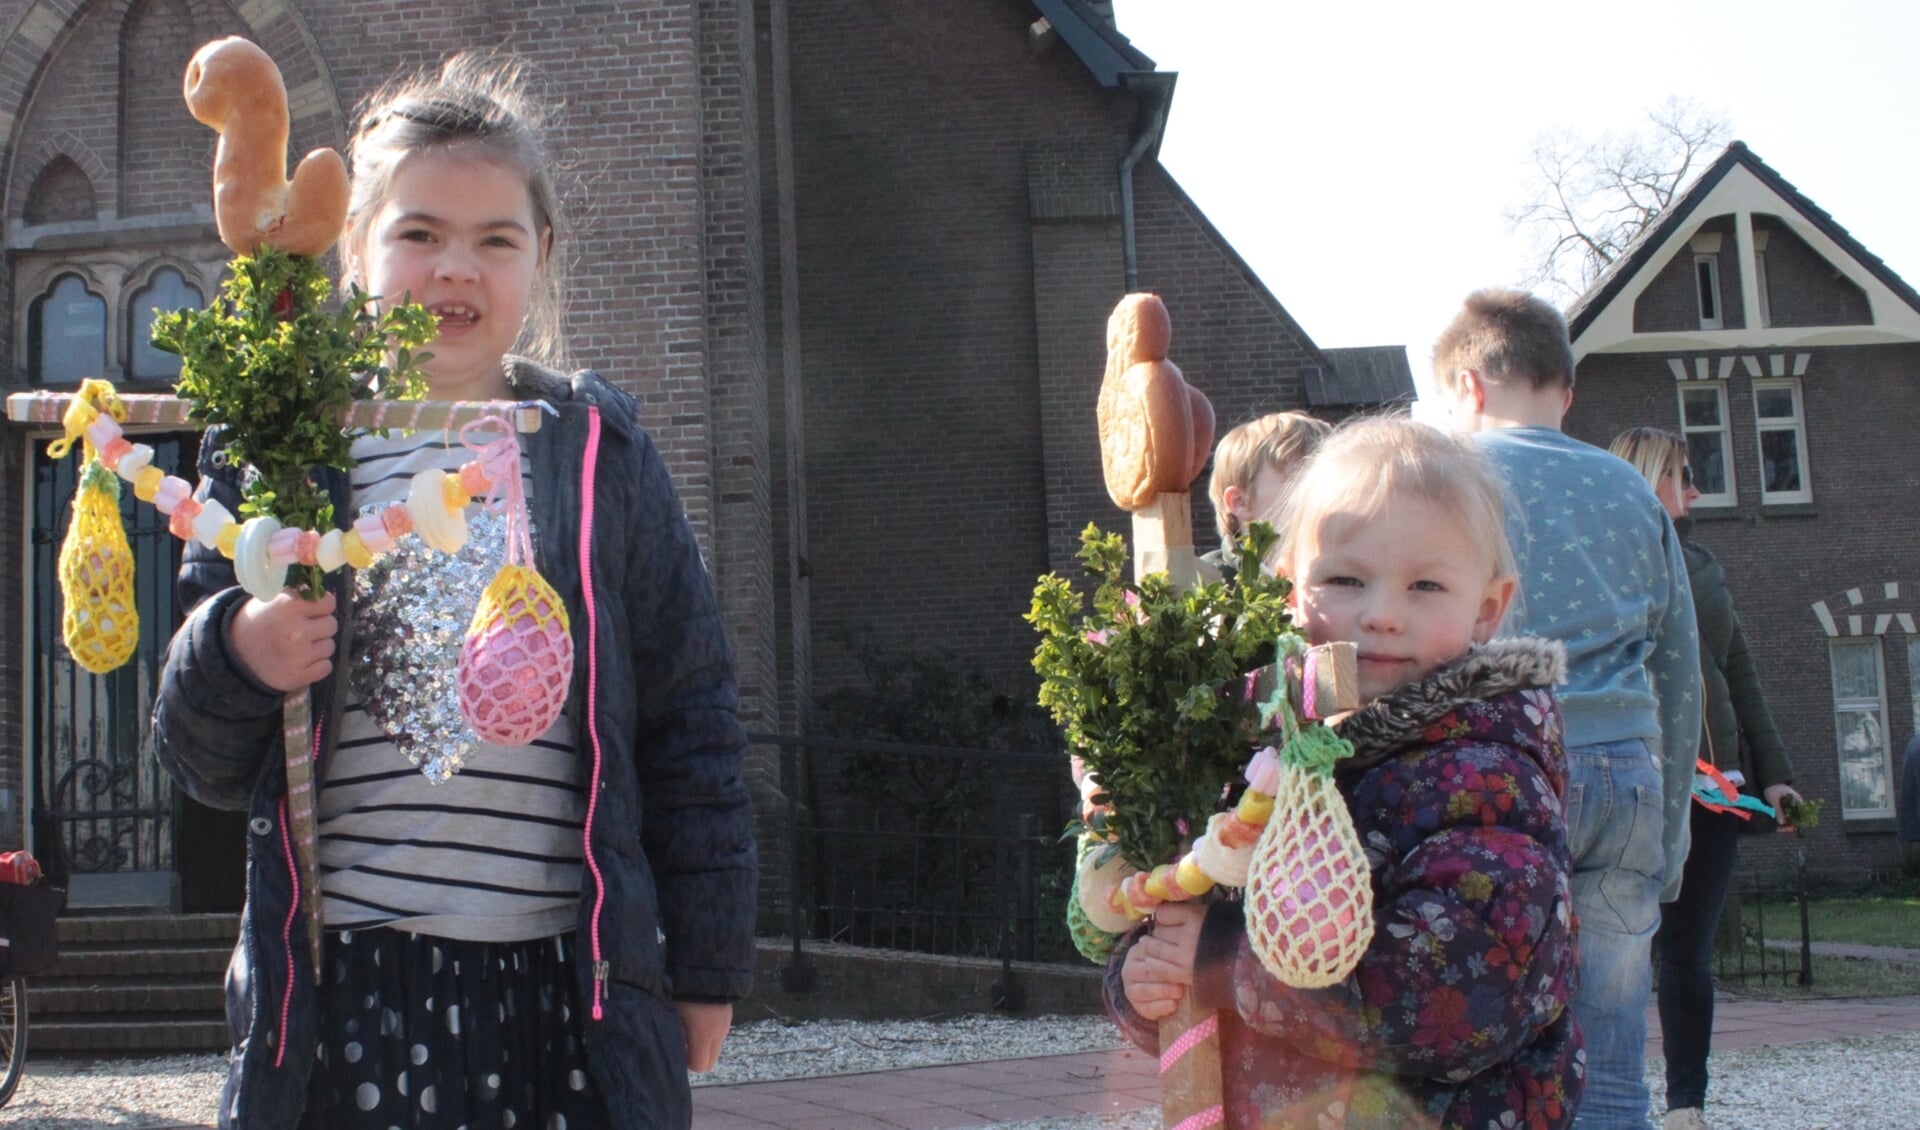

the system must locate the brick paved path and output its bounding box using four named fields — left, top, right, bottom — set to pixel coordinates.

left=692, top=996, right=1920, bottom=1130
